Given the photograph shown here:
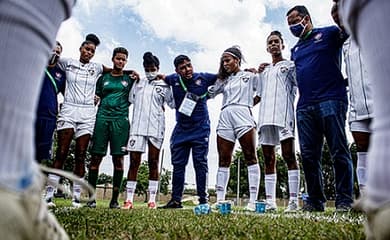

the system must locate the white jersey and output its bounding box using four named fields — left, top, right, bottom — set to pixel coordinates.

left=208, top=70, right=258, bottom=109
left=129, top=78, right=174, bottom=139
left=343, top=37, right=373, bottom=122
left=256, top=60, right=297, bottom=129
left=58, top=58, right=103, bottom=106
